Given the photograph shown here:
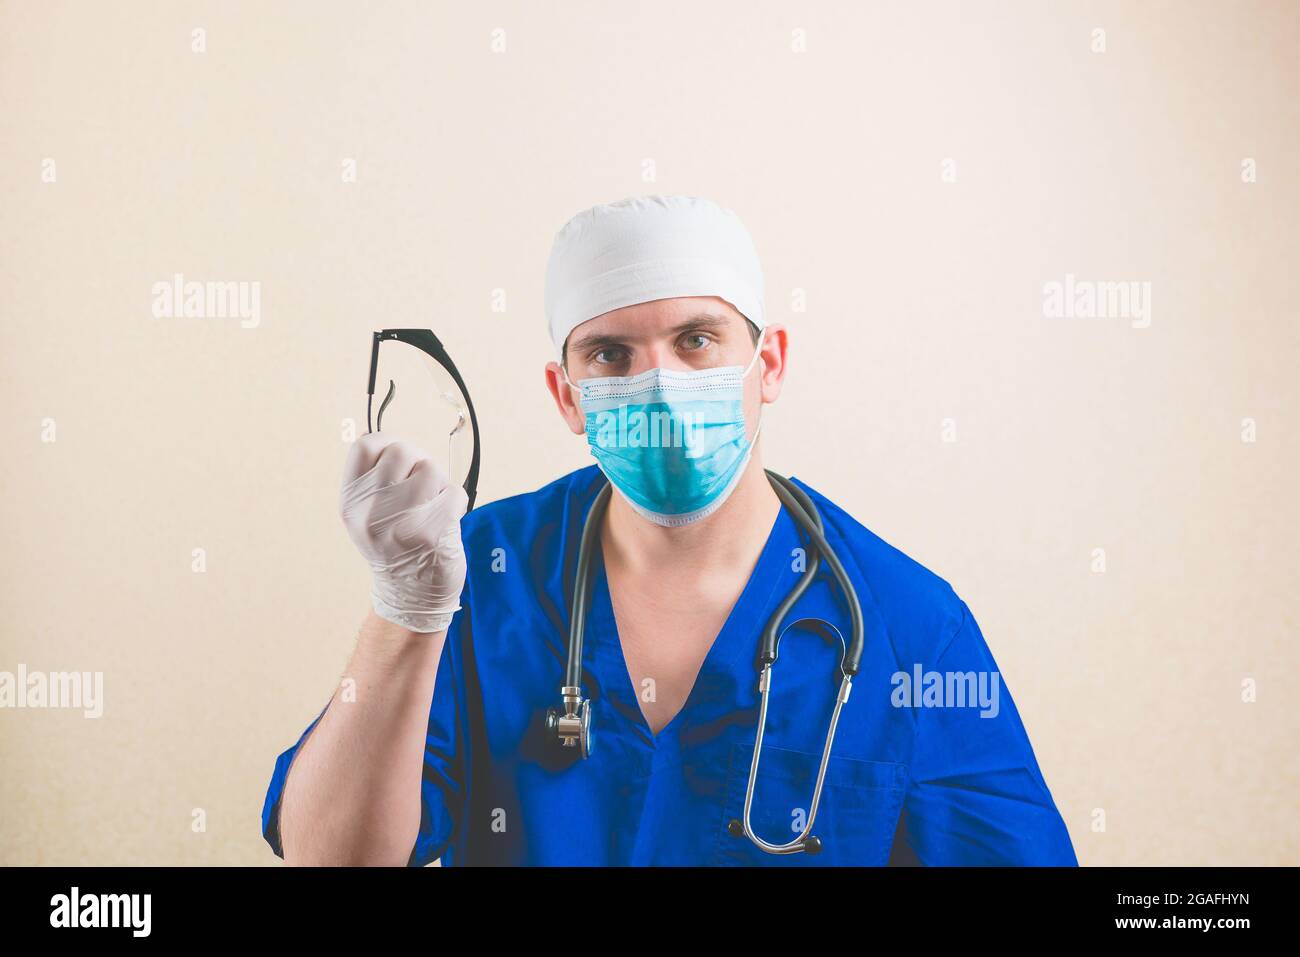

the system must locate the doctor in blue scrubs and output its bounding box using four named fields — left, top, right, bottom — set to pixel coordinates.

left=262, top=195, right=1078, bottom=866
